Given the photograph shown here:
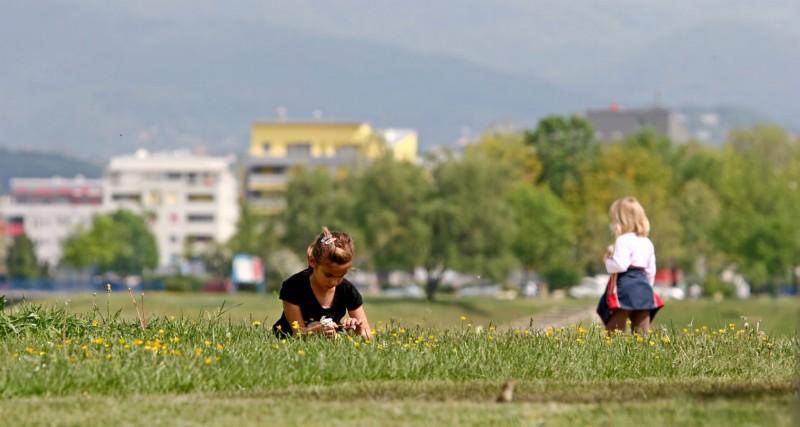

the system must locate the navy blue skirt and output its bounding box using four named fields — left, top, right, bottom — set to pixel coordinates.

left=596, top=268, right=664, bottom=325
